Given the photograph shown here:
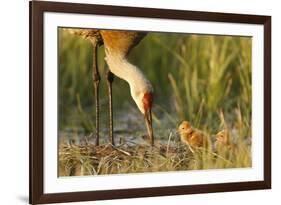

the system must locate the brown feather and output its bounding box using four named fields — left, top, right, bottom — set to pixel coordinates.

left=65, top=28, right=146, bottom=56
left=100, top=30, right=147, bottom=56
